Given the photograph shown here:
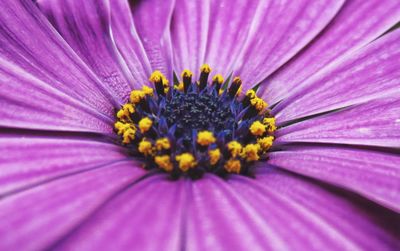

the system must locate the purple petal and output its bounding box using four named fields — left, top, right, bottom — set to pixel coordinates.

left=268, top=146, right=400, bottom=212
left=170, top=0, right=210, bottom=78
left=108, top=0, right=153, bottom=89
left=203, top=0, right=261, bottom=78
left=276, top=96, right=400, bottom=147
left=0, top=59, right=113, bottom=133
left=273, top=29, right=400, bottom=123
left=186, top=174, right=399, bottom=250
left=131, top=0, right=175, bottom=80
left=234, top=0, right=344, bottom=89
left=0, top=133, right=130, bottom=195
left=0, top=161, right=146, bottom=251
left=37, top=0, right=138, bottom=100
left=54, top=177, right=186, bottom=251
left=0, top=0, right=118, bottom=113
left=259, top=0, right=400, bottom=105
left=229, top=168, right=400, bottom=250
